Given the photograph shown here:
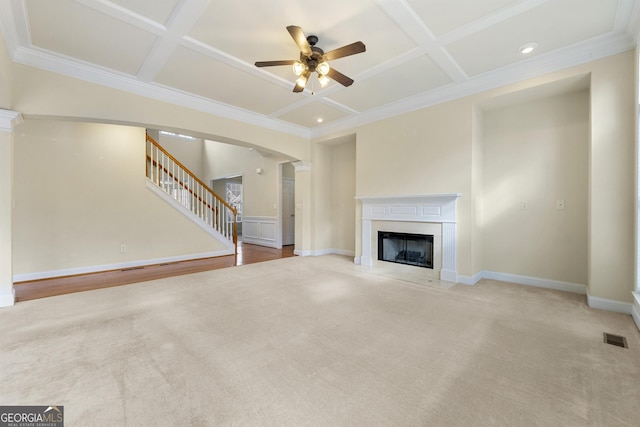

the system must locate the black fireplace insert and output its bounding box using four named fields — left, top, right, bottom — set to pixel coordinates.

left=378, top=231, right=433, bottom=268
